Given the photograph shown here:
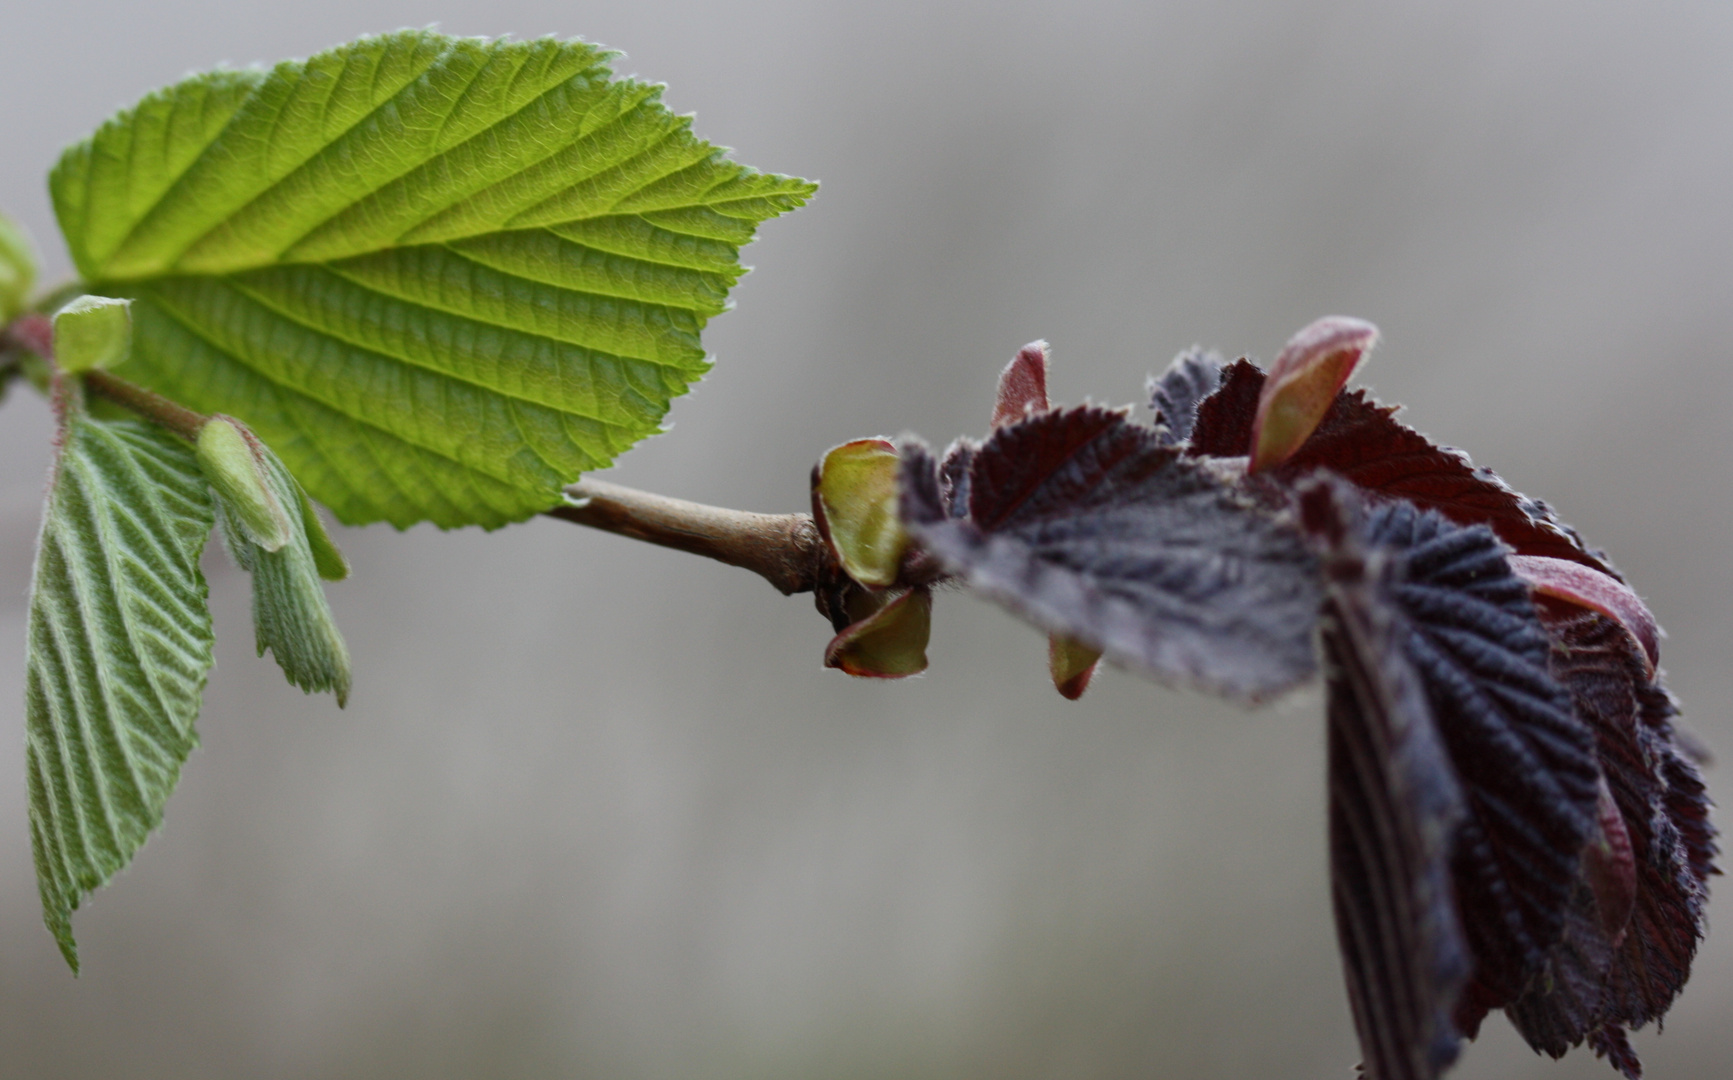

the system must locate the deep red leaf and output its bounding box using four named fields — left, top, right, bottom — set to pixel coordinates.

left=1190, top=360, right=1622, bottom=578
